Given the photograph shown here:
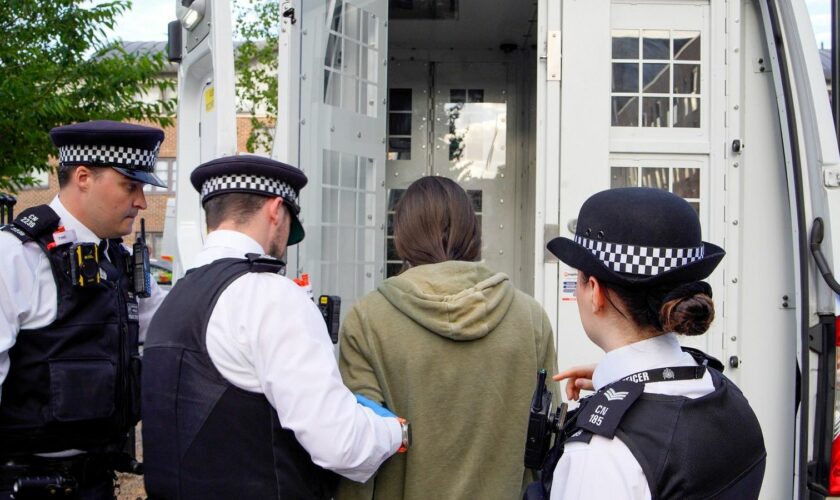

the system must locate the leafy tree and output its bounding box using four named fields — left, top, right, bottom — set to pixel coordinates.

left=0, top=0, right=175, bottom=192
left=233, top=0, right=280, bottom=154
